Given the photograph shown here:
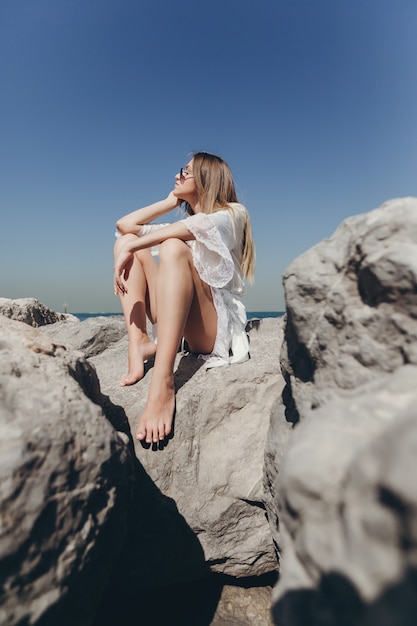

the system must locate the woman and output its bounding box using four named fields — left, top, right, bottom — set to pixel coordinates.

left=114, top=152, right=255, bottom=445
